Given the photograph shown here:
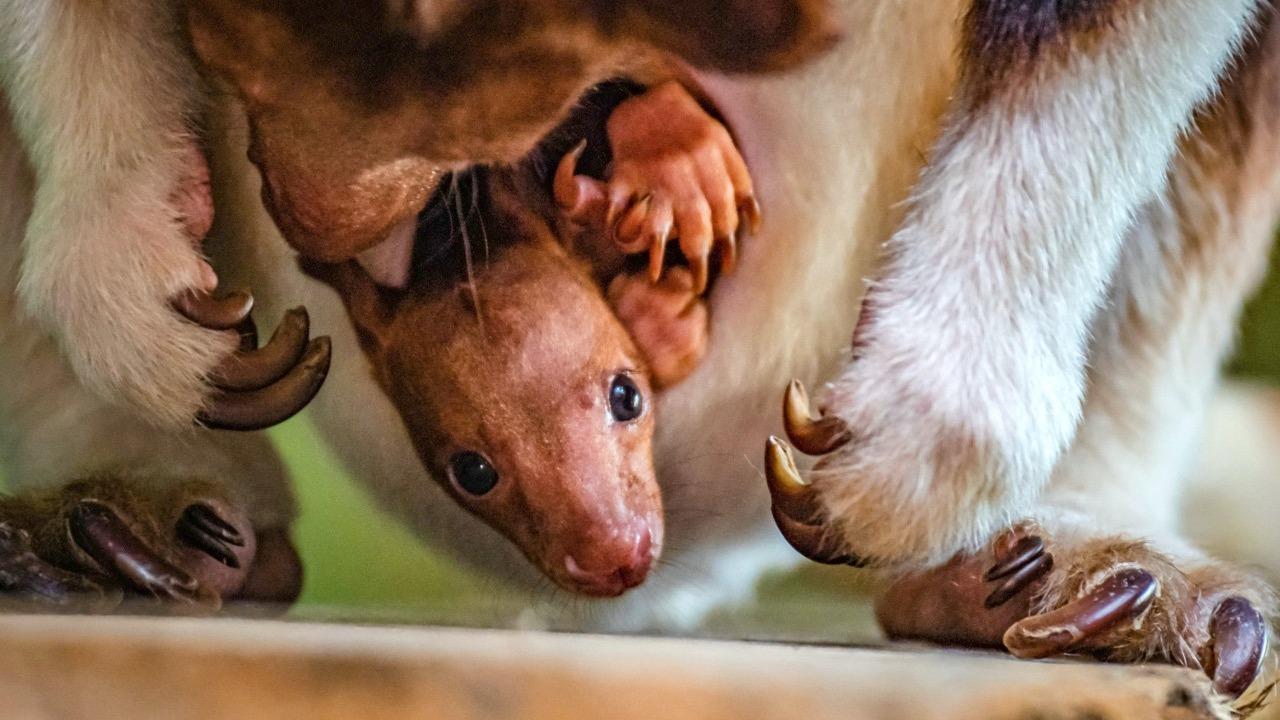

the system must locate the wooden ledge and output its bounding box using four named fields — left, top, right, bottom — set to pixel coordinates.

left=0, top=615, right=1226, bottom=719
